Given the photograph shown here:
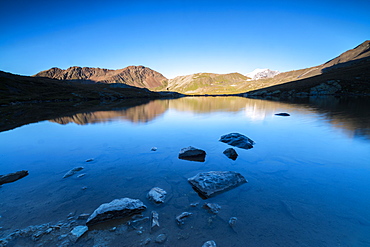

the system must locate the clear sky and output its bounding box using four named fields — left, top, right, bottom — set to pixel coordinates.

left=1, top=0, right=369, bottom=79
